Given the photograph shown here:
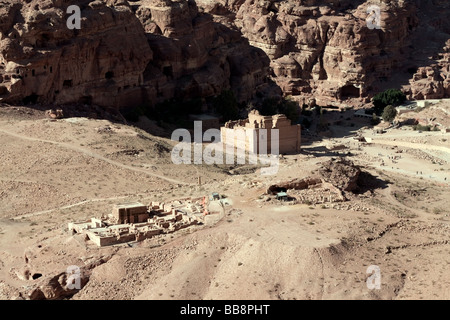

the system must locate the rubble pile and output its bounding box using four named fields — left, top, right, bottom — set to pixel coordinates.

left=318, top=158, right=361, bottom=192
left=267, top=158, right=380, bottom=205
